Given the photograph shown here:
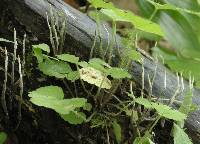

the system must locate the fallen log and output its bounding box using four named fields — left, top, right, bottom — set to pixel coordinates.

left=1, top=0, right=200, bottom=143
